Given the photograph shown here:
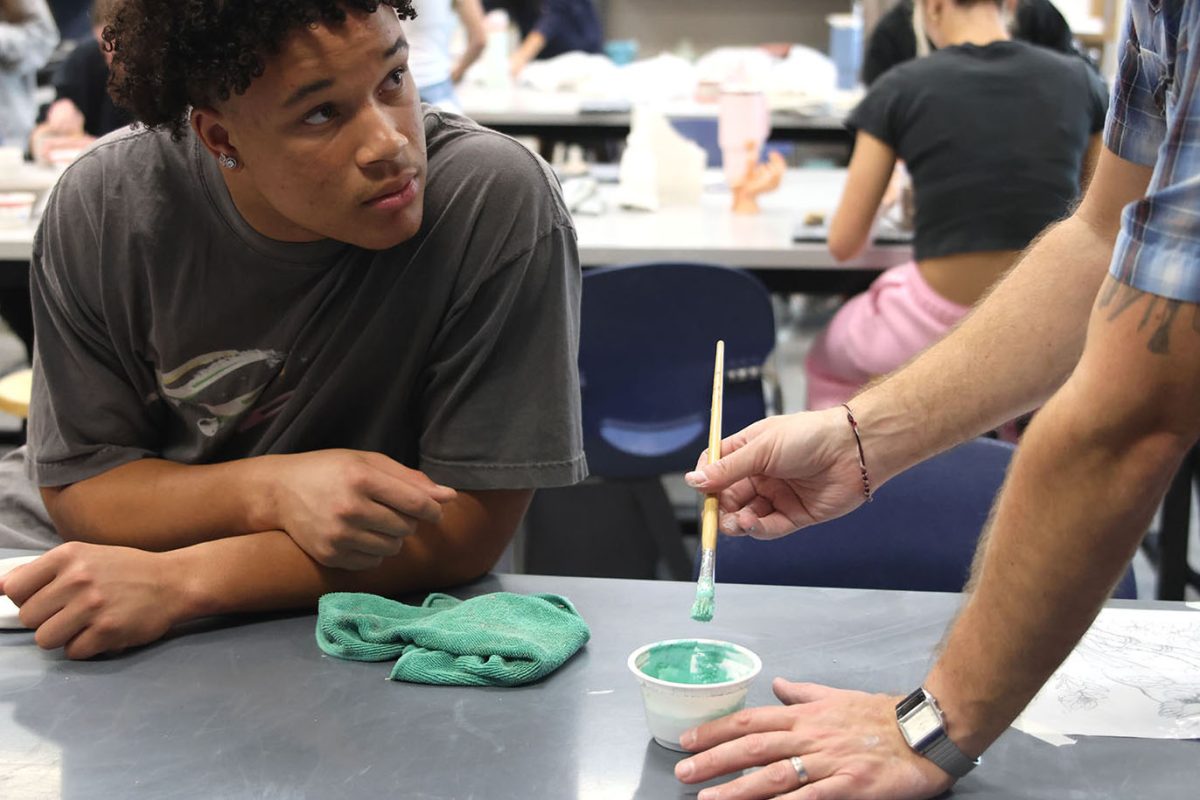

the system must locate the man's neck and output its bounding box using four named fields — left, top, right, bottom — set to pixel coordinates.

left=221, top=170, right=324, bottom=243
left=940, top=6, right=1012, bottom=48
